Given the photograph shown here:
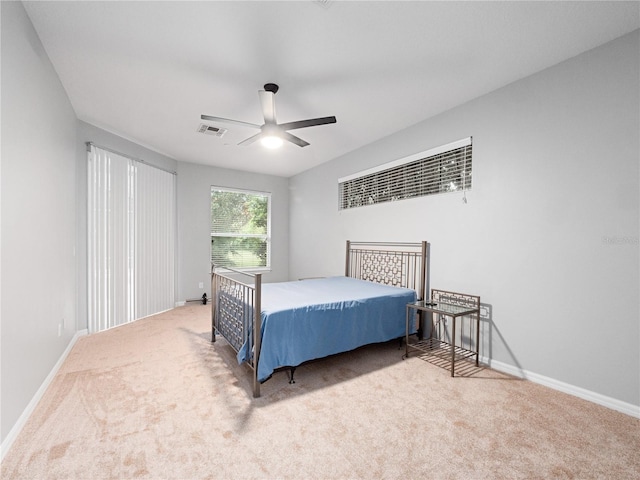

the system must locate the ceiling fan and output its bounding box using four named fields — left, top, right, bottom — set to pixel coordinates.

left=201, top=83, right=337, bottom=149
